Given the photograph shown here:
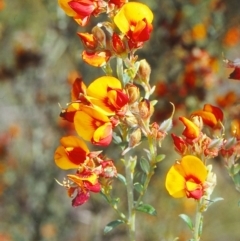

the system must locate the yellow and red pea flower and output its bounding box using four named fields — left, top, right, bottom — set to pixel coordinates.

left=191, top=104, right=224, bottom=129
left=58, top=0, right=106, bottom=26
left=78, top=32, right=98, bottom=50
left=171, top=133, right=187, bottom=155
left=66, top=76, right=128, bottom=116
left=71, top=77, right=87, bottom=101
left=179, top=116, right=200, bottom=140
left=114, top=2, right=153, bottom=49
left=60, top=102, right=83, bottom=123
left=86, top=76, right=129, bottom=116
left=60, top=105, right=114, bottom=146
left=82, top=50, right=112, bottom=67
left=111, top=33, right=127, bottom=56
left=54, top=135, right=91, bottom=170
left=165, top=155, right=208, bottom=200
left=67, top=169, right=101, bottom=206
left=74, top=104, right=114, bottom=146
